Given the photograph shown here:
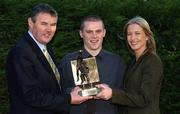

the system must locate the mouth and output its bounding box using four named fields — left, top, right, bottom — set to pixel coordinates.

left=130, top=42, right=138, bottom=46
left=44, top=33, right=51, bottom=38
left=90, top=40, right=99, bottom=43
